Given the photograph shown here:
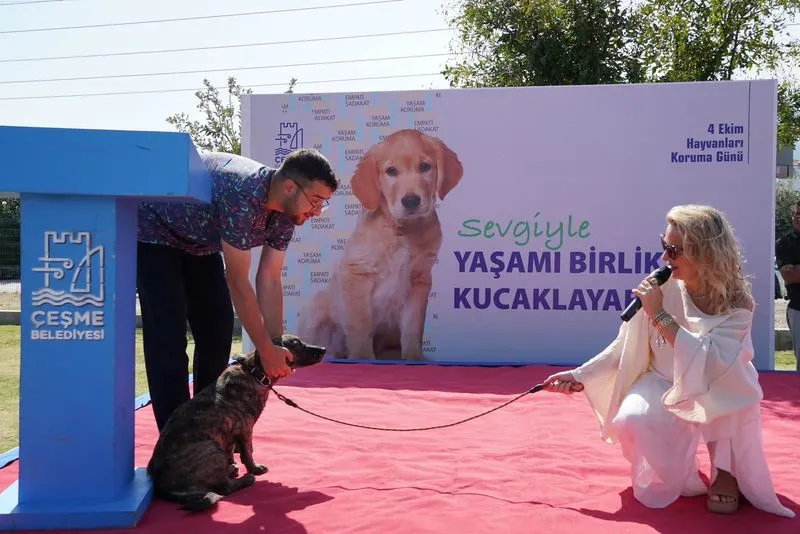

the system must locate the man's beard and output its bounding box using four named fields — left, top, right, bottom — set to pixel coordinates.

left=282, top=195, right=308, bottom=225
